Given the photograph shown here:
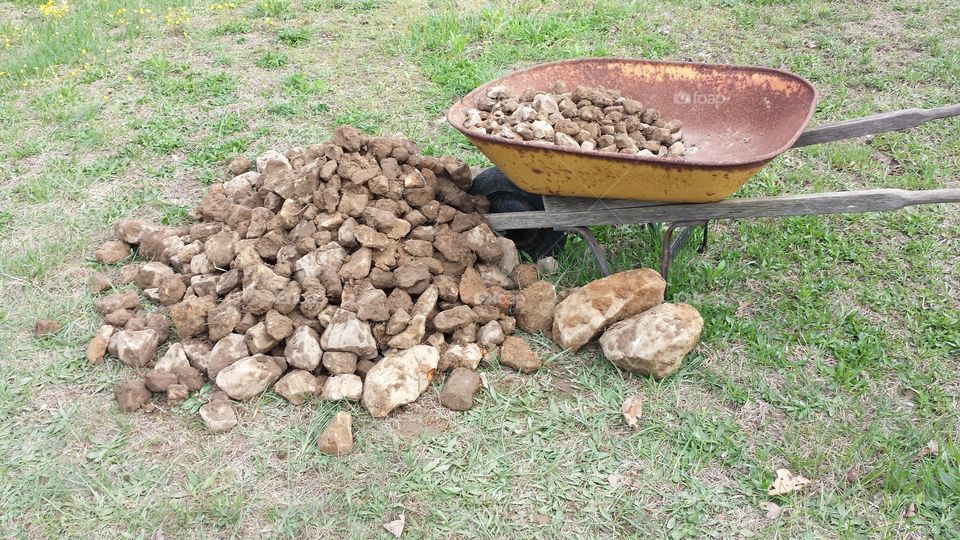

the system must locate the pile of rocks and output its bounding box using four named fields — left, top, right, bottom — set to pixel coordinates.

left=88, top=125, right=562, bottom=448
left=462, top=82, right=687, bottom=157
